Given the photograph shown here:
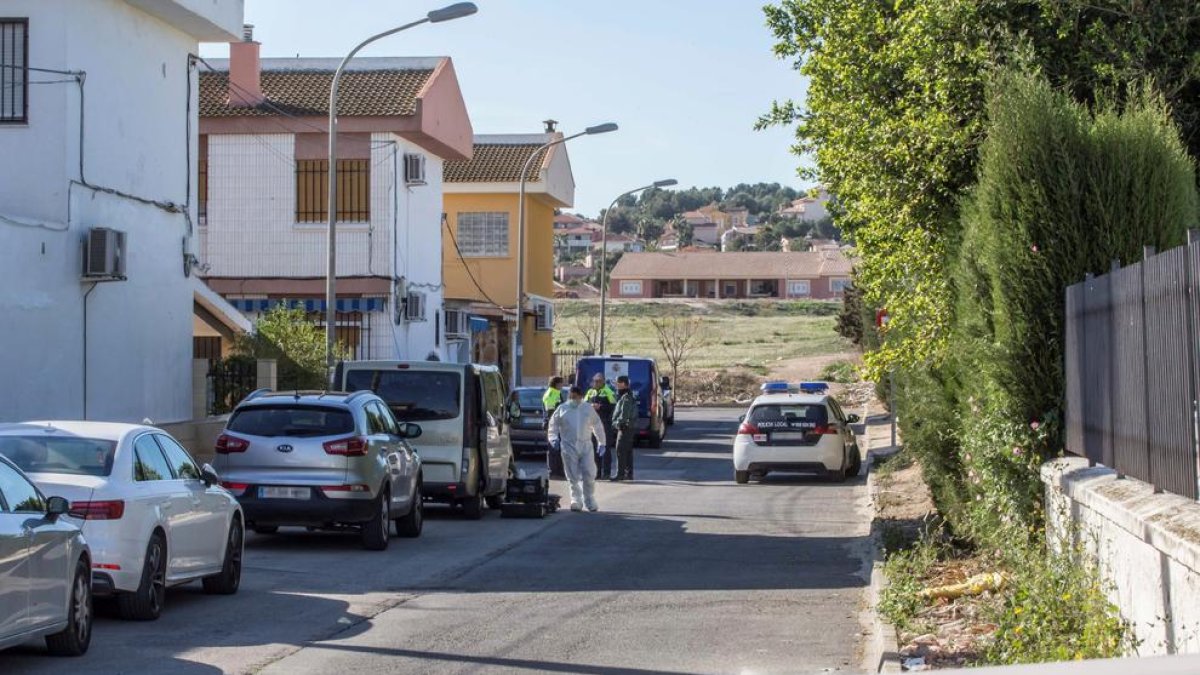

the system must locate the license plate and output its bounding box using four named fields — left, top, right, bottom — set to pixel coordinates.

left=259, top=486, right=311, bottom=500
left=523, top=416, right=542, bottom=425
left=771, top=432, right=809, bottom=441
